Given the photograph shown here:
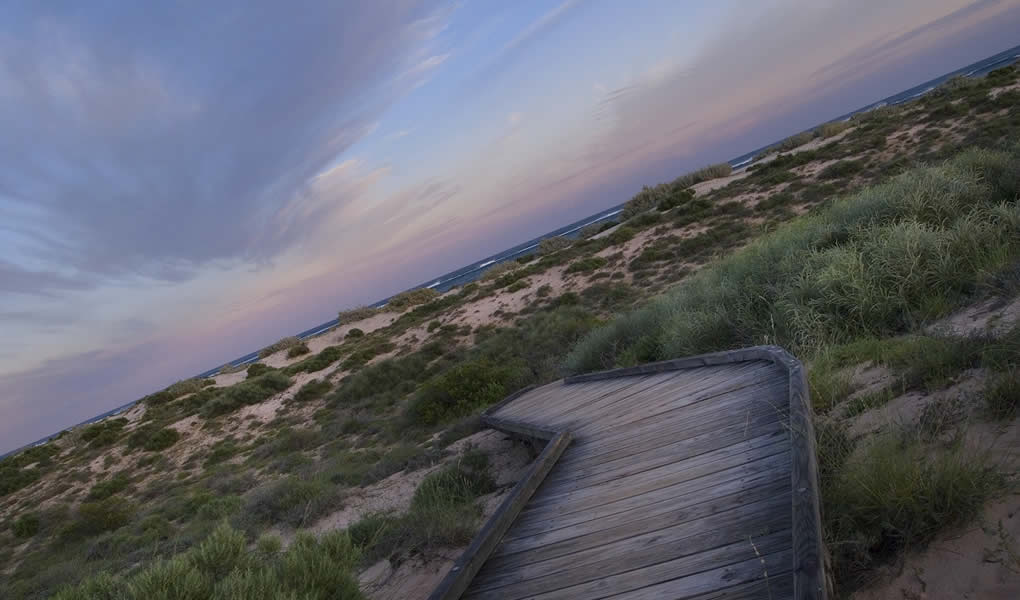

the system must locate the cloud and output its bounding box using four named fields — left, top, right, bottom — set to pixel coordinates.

left=0, top=1, right=448, bottom=295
